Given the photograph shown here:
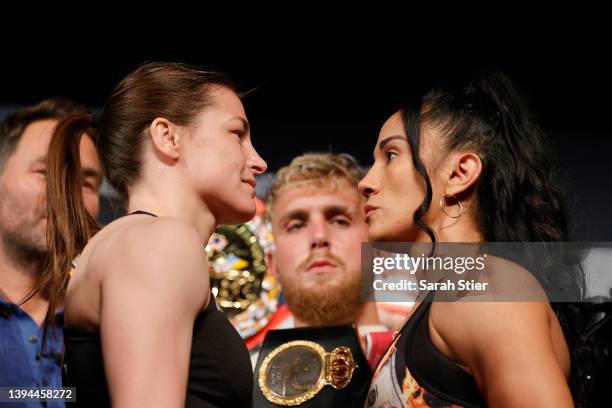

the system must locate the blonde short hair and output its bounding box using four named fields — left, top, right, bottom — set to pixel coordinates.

left=266, top=152, right=366, bottom=218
